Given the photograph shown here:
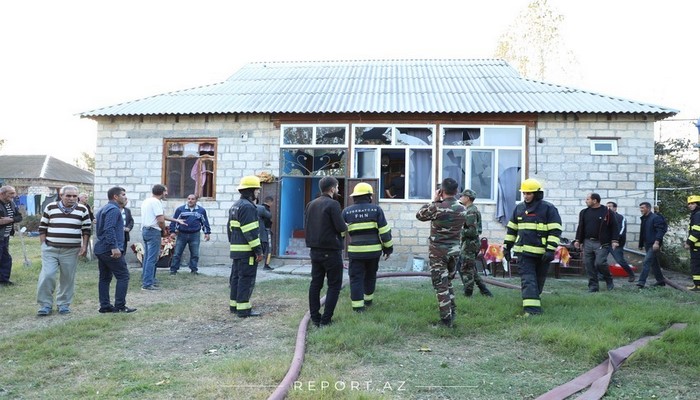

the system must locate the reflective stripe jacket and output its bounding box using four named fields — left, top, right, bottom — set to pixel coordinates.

left=227, top=197, right=262, bottom=259
left=504, top=200, right=562, bottom=257
left=342, top=198, right=393, bottom=259
left=687, top=208, right=700, bottom=253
